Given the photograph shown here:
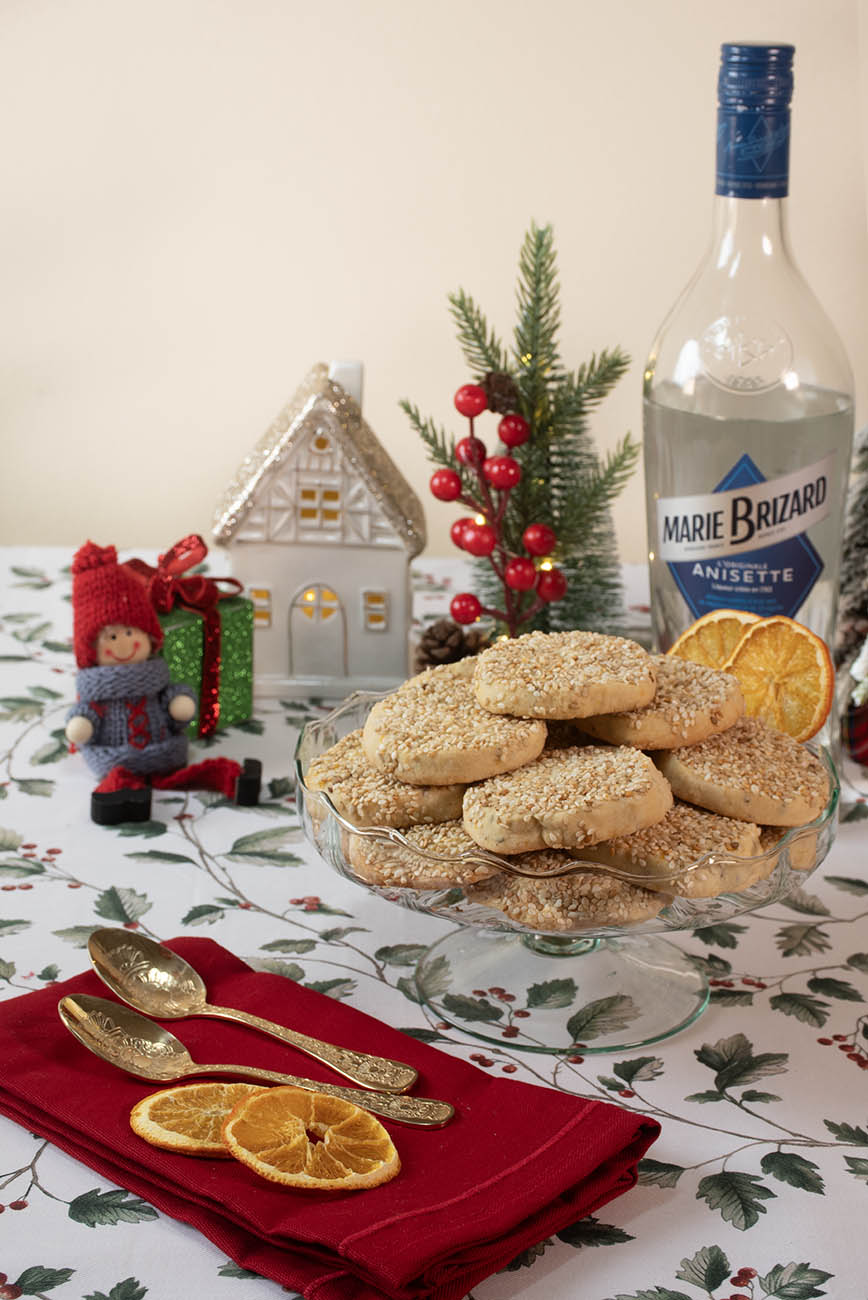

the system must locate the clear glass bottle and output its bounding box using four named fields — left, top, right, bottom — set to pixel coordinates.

left=643, top=42, right=854, bottom=653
